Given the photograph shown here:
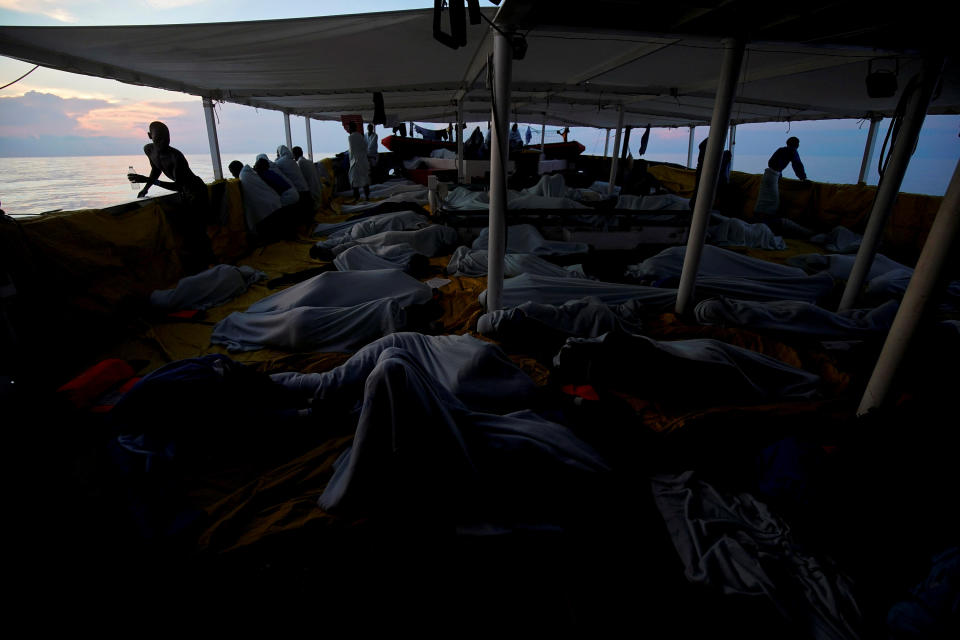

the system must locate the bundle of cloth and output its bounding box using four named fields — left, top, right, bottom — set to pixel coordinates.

left=471, top=224, right=588, bottom=256
left=311, top=340, right=612, bottom=531
left=210, top=269, right=435, bottom=353
left=446, top=246, right=586, bottom=279
left=150, top=265, right=266, bottom=312
left=552, top=330, right=822, bottom=405
left=274, top=145, right=310, bottom=194
left=442, top=185, right=590, bottom=212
